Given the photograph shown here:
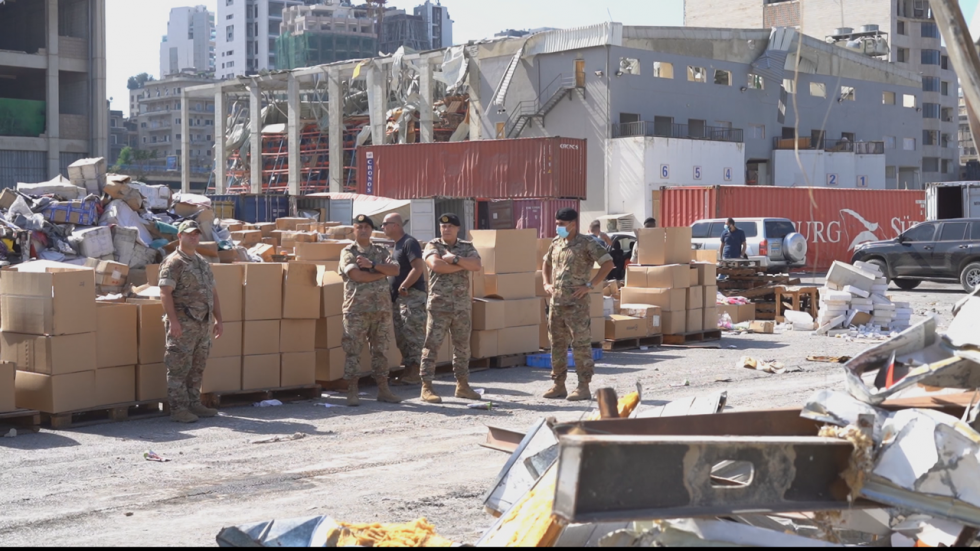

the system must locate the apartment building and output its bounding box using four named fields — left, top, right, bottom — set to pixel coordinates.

left=160, top=5, right=216, bottom=78
left=216, top=0, right=314, bottom=79
left=276, top=0, right=376, bottom=70
left=414, top=0, right=452, bottom=50
left=135, top=74, right=217, bottom=172
left=0, top=0, right=107, bottom=188
left=684, top=0, right=958, bottom=186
